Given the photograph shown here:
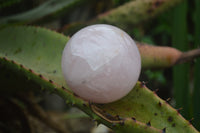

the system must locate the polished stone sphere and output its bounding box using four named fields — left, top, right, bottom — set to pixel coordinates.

left=62, top=24, right=141, bottom=103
